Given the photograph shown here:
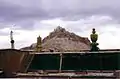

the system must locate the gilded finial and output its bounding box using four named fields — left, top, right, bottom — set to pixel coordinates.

left=90, top=28, right=99, bottom=51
